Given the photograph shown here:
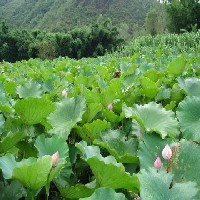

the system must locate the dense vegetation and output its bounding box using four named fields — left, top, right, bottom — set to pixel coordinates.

left=0, top=31, right=200, bottom=199
left=166, top=0, right=200, bottom=33
left=0, top=21, right=123, bottom=62
left=117, top=31, right=200, bottom=57
left=0, top=0, right=159, bottom=34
